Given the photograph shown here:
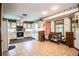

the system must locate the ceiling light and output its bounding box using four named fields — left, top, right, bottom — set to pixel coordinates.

left=42, top=11, right=48, bottom=15
left=22, top=13, right=27, bottom=16
left=50, top=6, right=59, bottom=11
